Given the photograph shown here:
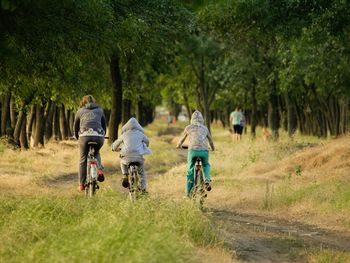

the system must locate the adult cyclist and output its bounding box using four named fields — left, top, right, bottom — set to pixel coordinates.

left=73, top=95, right=106, bottom=192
